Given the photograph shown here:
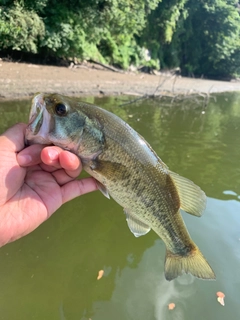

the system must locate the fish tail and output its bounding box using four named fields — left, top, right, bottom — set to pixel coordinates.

left=164, top=246, right=216, bottom=281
